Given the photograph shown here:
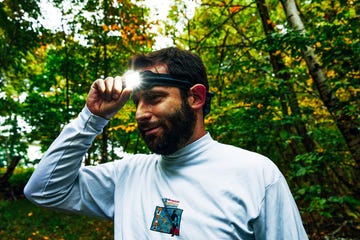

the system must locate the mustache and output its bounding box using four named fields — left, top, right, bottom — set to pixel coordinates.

left=137, top=121, right=163, bottom=132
